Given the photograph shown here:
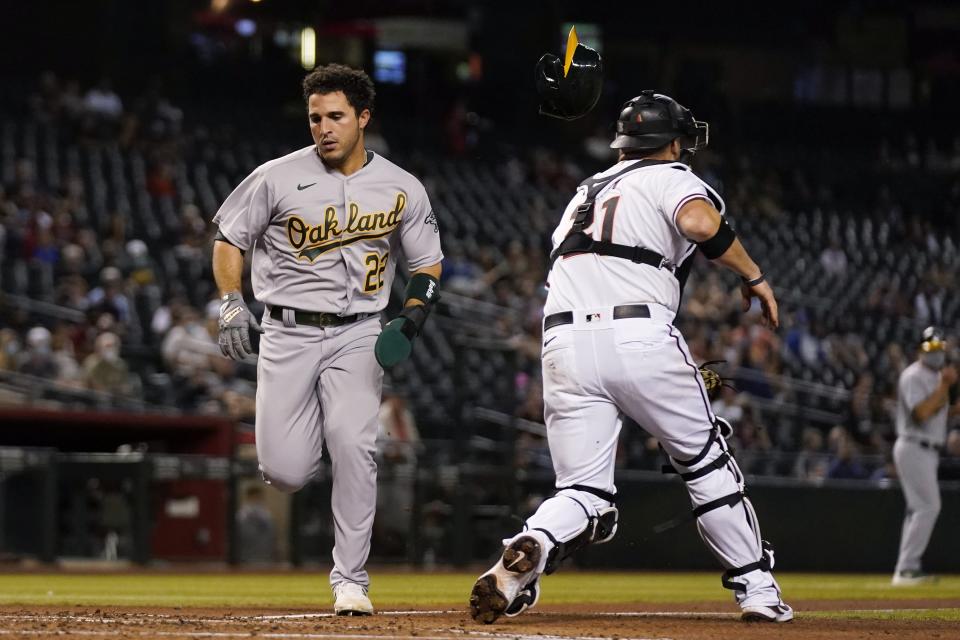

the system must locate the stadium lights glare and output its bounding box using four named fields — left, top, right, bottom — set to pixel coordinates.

left=301, top=27, right=316, bottom=69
